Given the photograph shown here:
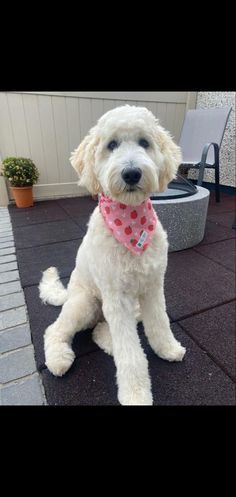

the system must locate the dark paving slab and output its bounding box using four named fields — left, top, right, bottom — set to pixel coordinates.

left=165, top=249, right=235, bottom=321
left=42, top=350, right=118, bottom=405
left=24, top=281, right=99, bottom=370
left=197, top=220, right=235, bottom=247
left=207, top=194, right=235, bottom=215
left=207, top=211, right=236, bottom=229
left=179, top=302, right=236, bottom=381
left=209, top=191, right=233, bottom=200
left=17, top=239, right=81, bottom=287
left=194, top=238, right=236, bottom=272
left=57, top=198, right=96, bottom=229
left=42, top=323, right=235, bottom=405
left=57, top=196, right=97, bottom=218
left=12, top=219, right=85, bottom=249
left=73, top=213, right=92, bottom=230
left=8, top=200, right=68, bottom=227
left=149, top=324, right=235, bottom=405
